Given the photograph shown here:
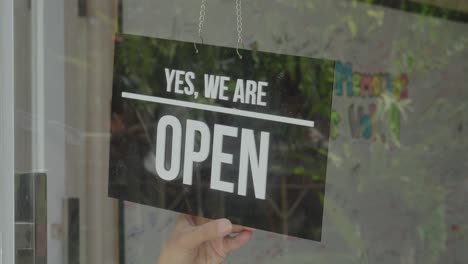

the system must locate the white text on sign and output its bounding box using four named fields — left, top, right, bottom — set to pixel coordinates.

left=165, top=68, right=268, bottom=106
left=154, top=115, right=270, bottom=200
